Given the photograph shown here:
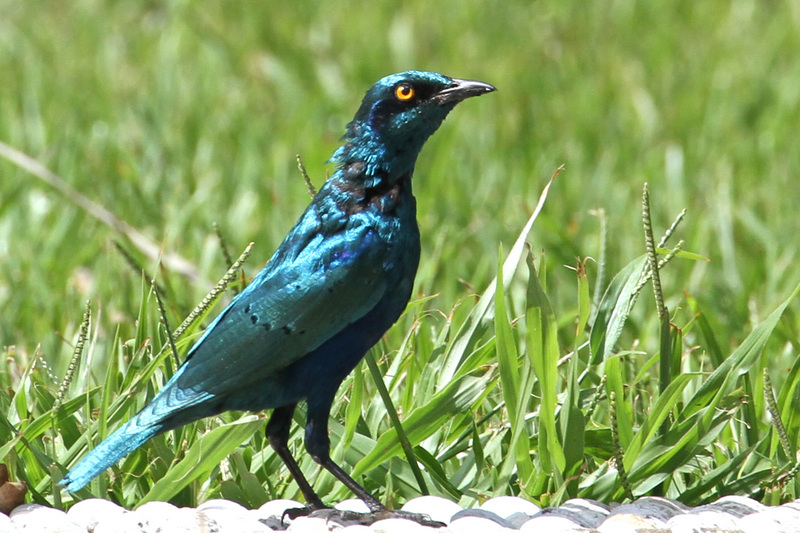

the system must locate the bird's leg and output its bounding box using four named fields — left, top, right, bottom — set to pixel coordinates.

left=303, top=396, right=445, bottom=528
left=266, top=404, right=327, bottom=511
left=303, top=393, right=384, bottom=512
left=314, top=453, right=385, bottom=512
